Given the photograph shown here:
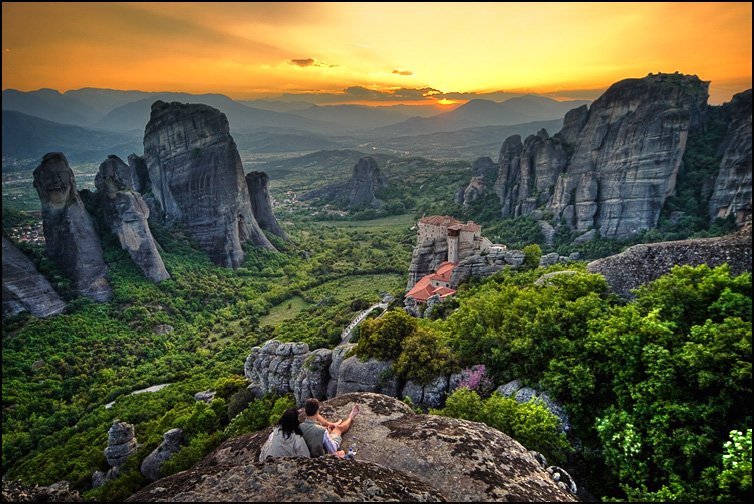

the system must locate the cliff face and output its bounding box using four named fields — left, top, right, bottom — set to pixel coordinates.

left=301, top=156, right=388, bottom=209
left=127, top=393, right=577, bottom=502
left=245, top=171, right=289, bottom=241
left=709, top=89, right=752, bottom=225
left=406, top=235, right=449, bottom=289
left=95, top=155, right=170, bottom=282
left=494, top=73, right=710, bottom=240
left=143, top=101, right=274, bottom=268
left=33, top=152, right=112, bottom=302
left=495, top=129, right=568, bottom=218
left=2, top=233, right=66, bottom=318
